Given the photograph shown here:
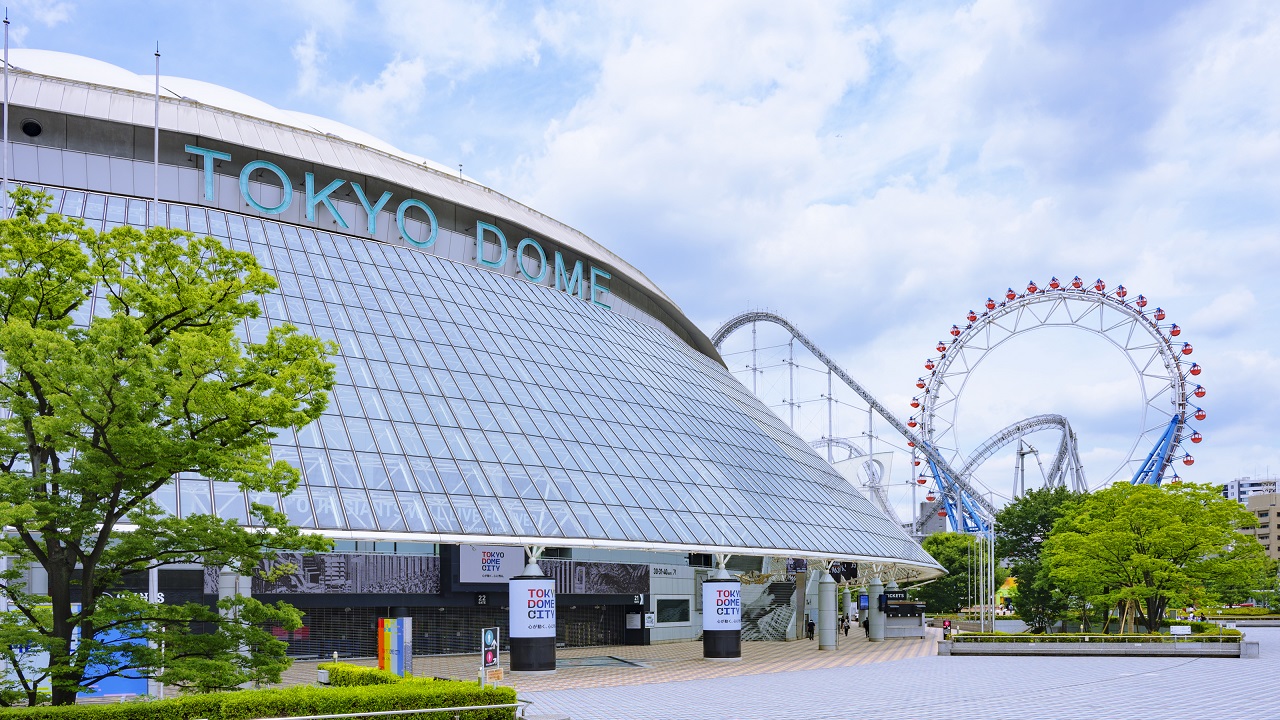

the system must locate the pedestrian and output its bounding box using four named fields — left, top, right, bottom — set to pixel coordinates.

left=806, top=618, right=815, bottom=640
left=843, top=617, right=851, bottom=637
